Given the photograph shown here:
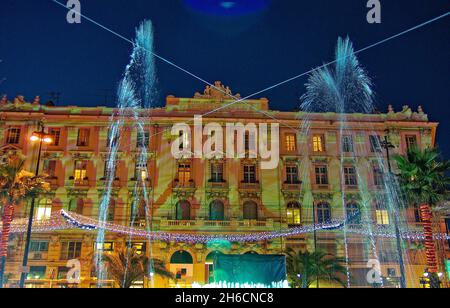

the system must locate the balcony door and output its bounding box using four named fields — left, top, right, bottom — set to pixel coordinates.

left=209, top=200, right=225, bottom=221
left=176, top=200, right=191, bottom=221
left=243, top=201, right=258, bottom=220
